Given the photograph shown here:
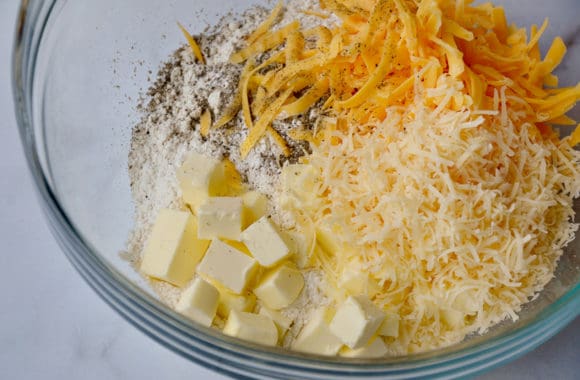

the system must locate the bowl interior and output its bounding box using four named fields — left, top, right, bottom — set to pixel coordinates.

left=30, top=0, right=579, bottom=367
